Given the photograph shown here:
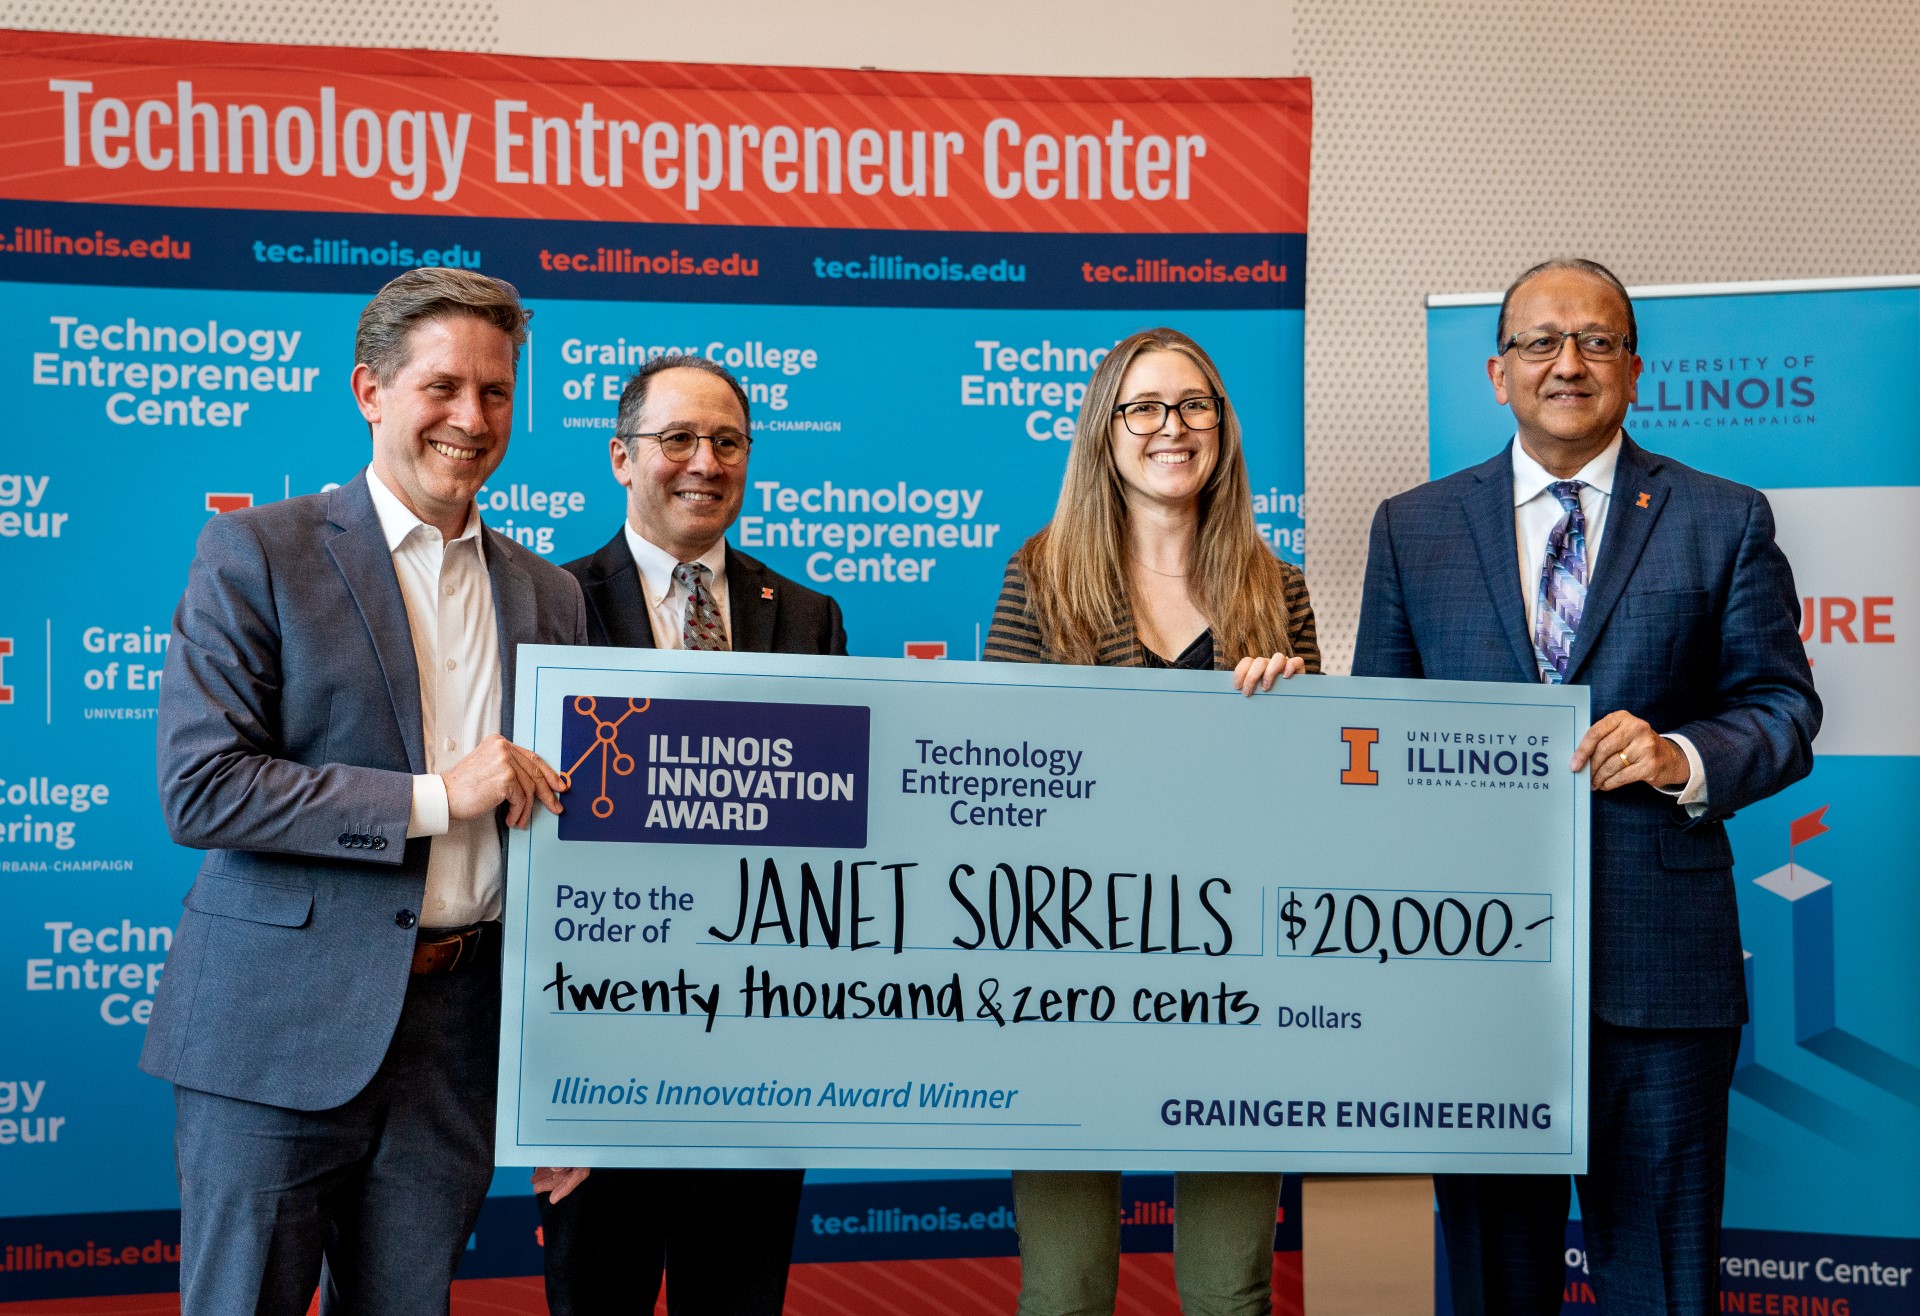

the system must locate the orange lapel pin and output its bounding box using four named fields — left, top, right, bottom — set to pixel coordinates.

left=1635, top=492, right=1651, bottom=509
left=761, top=587, right=775, bottom=600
